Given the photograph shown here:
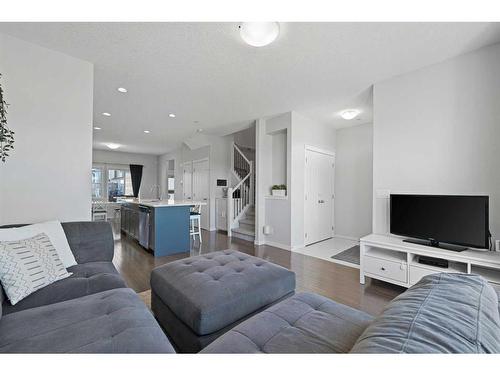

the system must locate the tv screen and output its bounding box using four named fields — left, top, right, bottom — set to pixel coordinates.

left=390, top=194, right=489, bottom=249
